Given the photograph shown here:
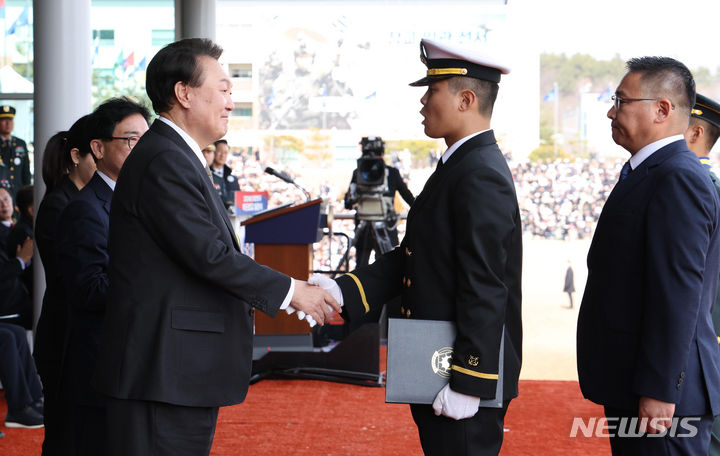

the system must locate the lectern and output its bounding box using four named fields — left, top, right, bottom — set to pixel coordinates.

left=242, top=198, right=323, bottom=335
